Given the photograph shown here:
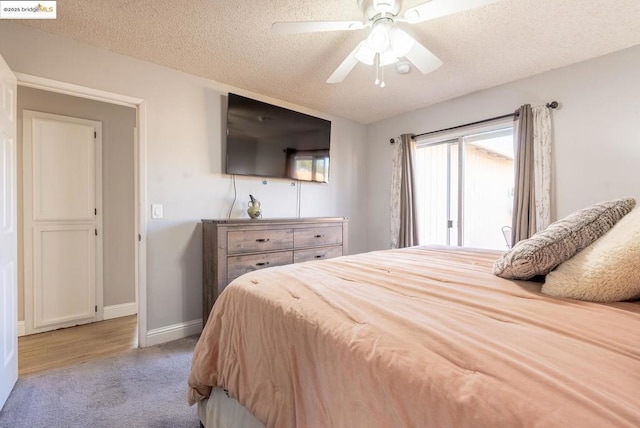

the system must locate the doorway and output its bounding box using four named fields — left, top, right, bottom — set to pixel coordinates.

left=15, top=75, right=147, bottom=348
left=22, top=110, right=104, bottom=334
